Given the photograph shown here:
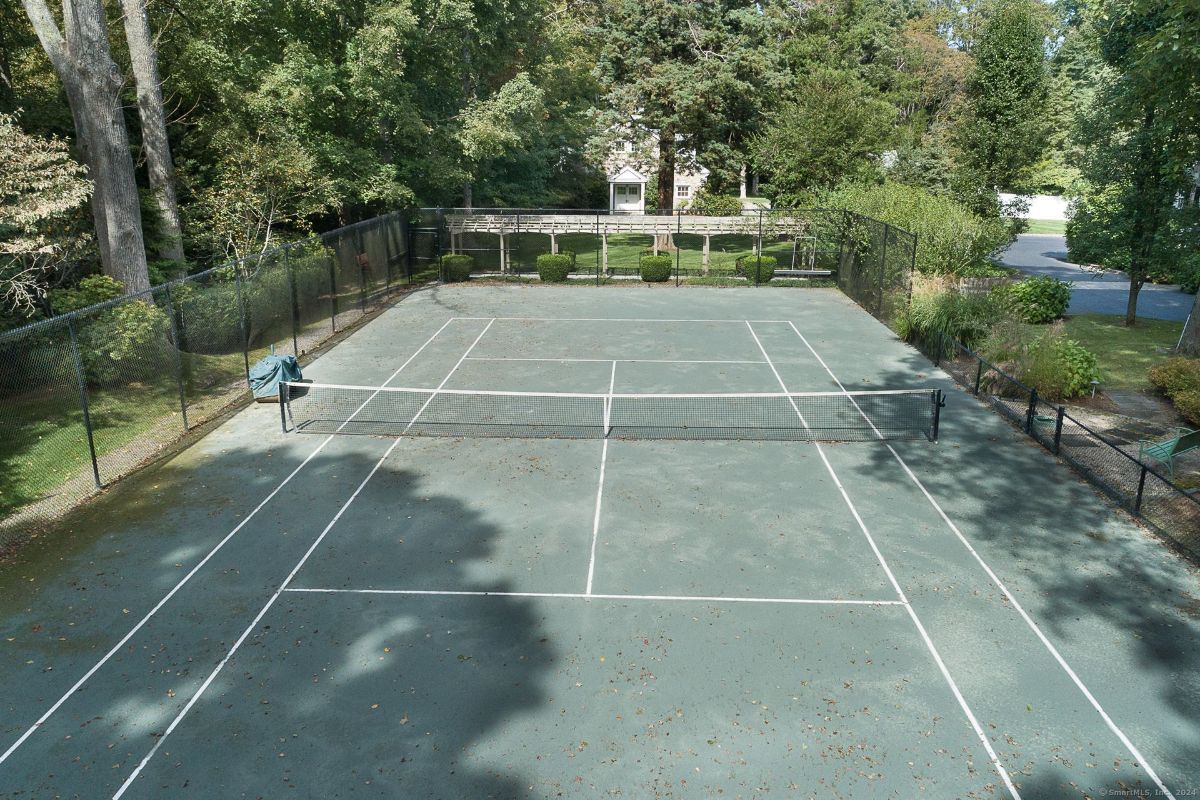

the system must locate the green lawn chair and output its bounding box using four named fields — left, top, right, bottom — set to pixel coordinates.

left=1138, top=428, right=1200, bottom=481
